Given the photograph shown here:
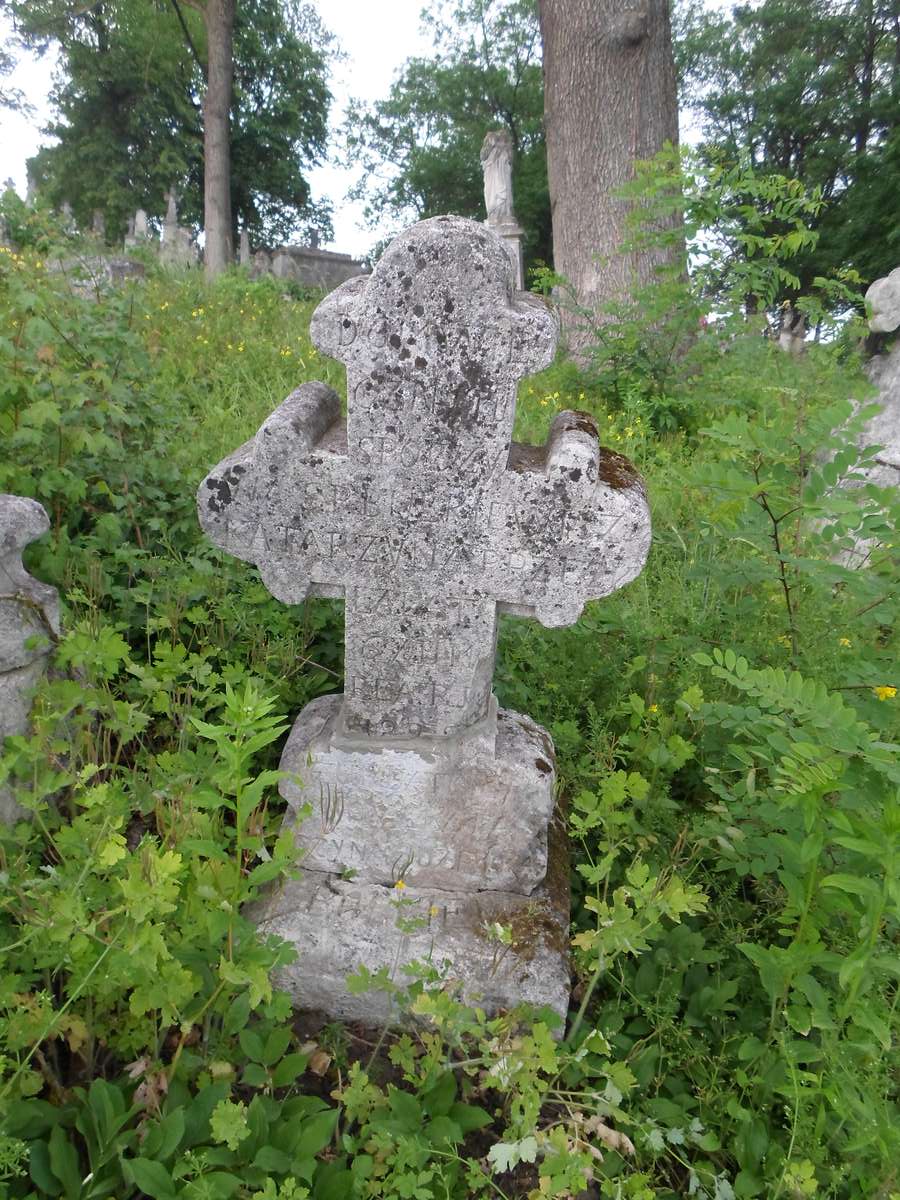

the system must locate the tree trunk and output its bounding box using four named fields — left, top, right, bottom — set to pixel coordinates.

left=203, top=0, right=234, bottom=279
left=539, top=0, right=681, bottom=348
